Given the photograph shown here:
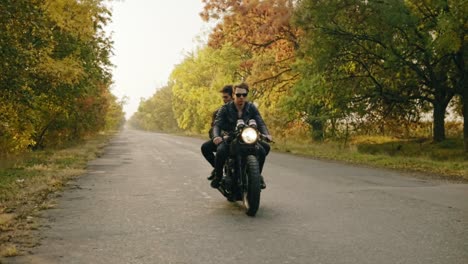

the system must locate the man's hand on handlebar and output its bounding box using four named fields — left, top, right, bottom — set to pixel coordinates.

left=213, top=137, right=223, bottom=145
left=260, top=134, right=273, bottom=143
